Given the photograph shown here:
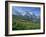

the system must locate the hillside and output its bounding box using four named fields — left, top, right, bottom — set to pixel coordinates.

left=12, top=15, right=40, bottom=30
